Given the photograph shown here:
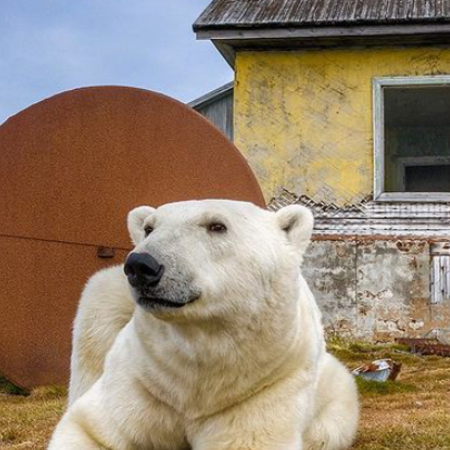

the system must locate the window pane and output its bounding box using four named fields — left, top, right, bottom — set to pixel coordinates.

left=384, top=86, right=450, bottom=193
left=405, top=165, right=450, bottom=192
